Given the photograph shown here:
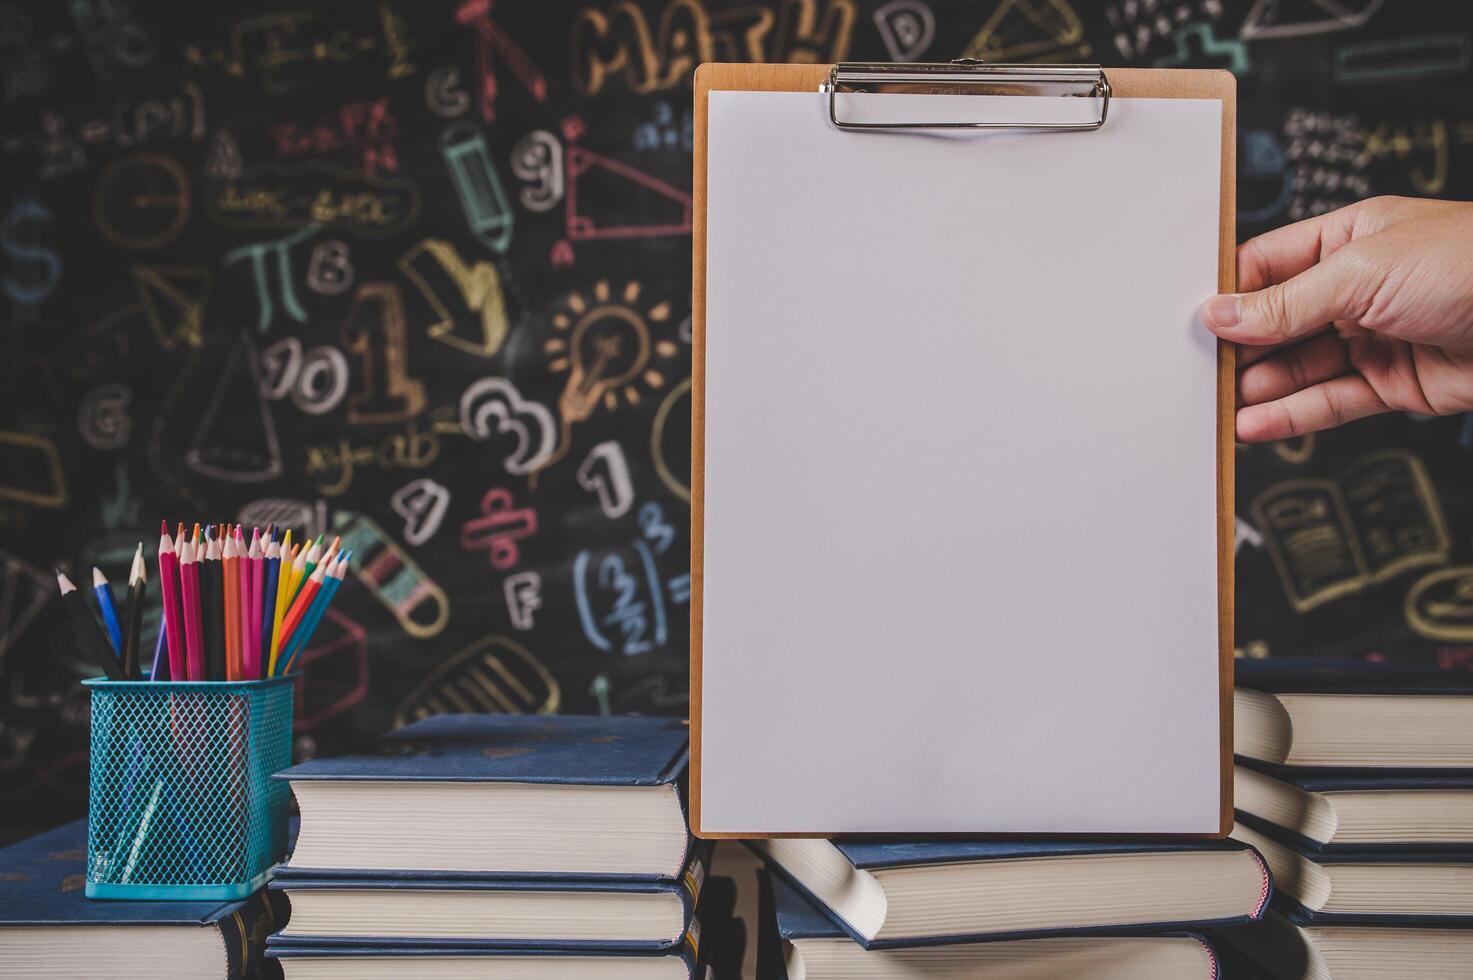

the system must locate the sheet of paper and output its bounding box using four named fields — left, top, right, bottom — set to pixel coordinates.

left=700, top=92, right=1224, bottom=834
